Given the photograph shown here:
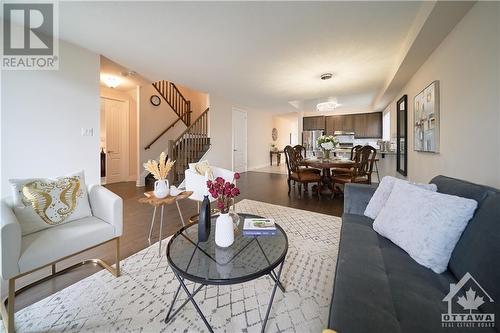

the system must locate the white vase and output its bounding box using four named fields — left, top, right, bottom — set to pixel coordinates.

left=215, top=213, right=234, bottom=247
left=154, top=179, right=169, bottom=199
